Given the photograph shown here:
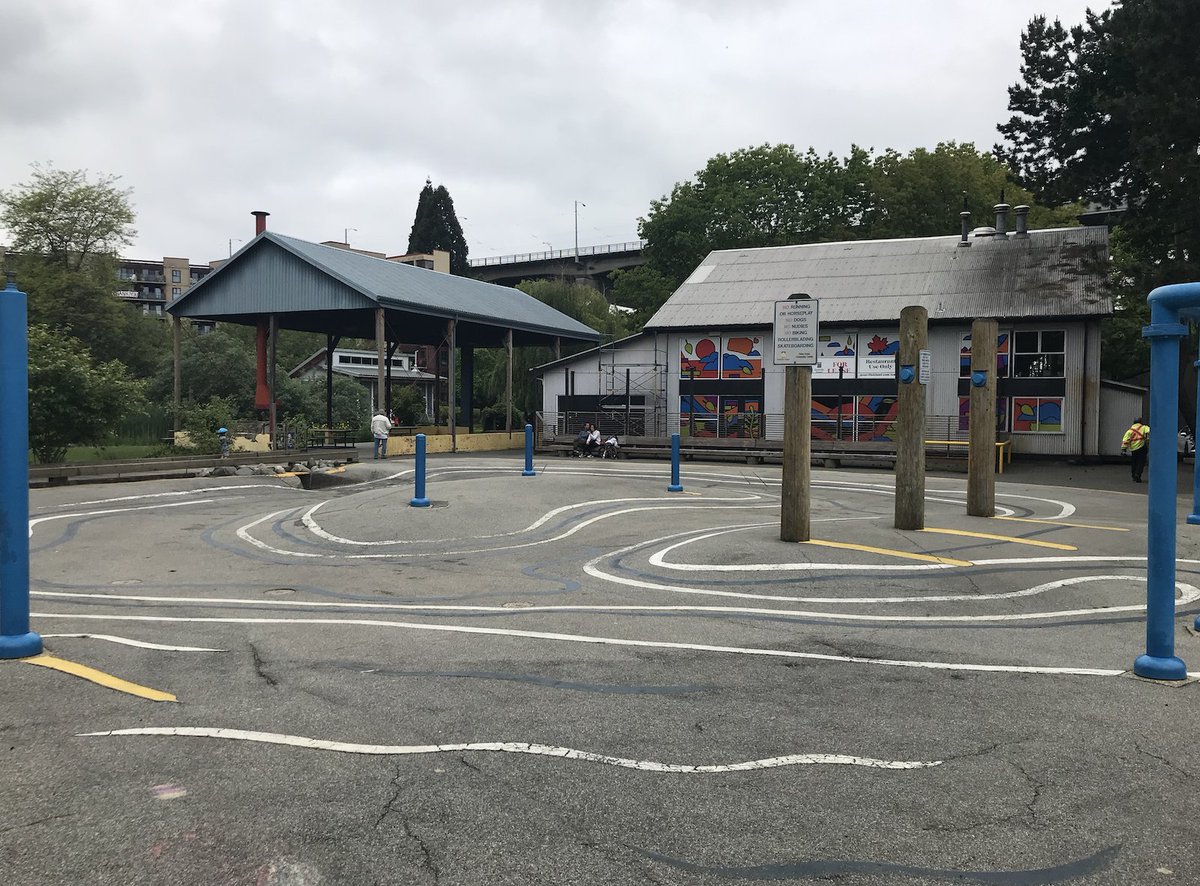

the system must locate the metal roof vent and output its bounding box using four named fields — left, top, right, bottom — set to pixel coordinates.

left=1013, top=205, right=1030, bottom=239
left=972, top=226, right=996, bottom=238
